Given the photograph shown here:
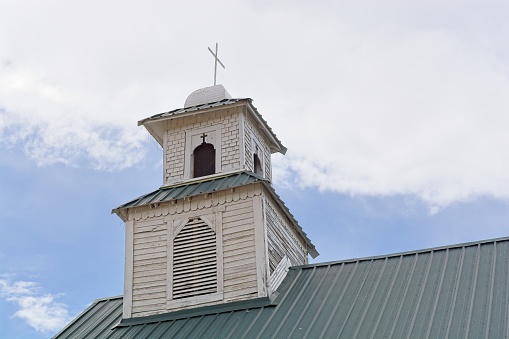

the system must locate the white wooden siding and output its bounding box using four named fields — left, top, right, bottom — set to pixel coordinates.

left=264, top=195, right=307, bottom=276
left=222, top=199, right=258, bottom=300
left=243, top=114, right=272, bottom=181
left=269, top=255, right=291, bottom=292
left=165, top=107, right=242, bottom=184
left=131, top=218, right=167, bottom=317
left=127, top=185, right=265, bottom=317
